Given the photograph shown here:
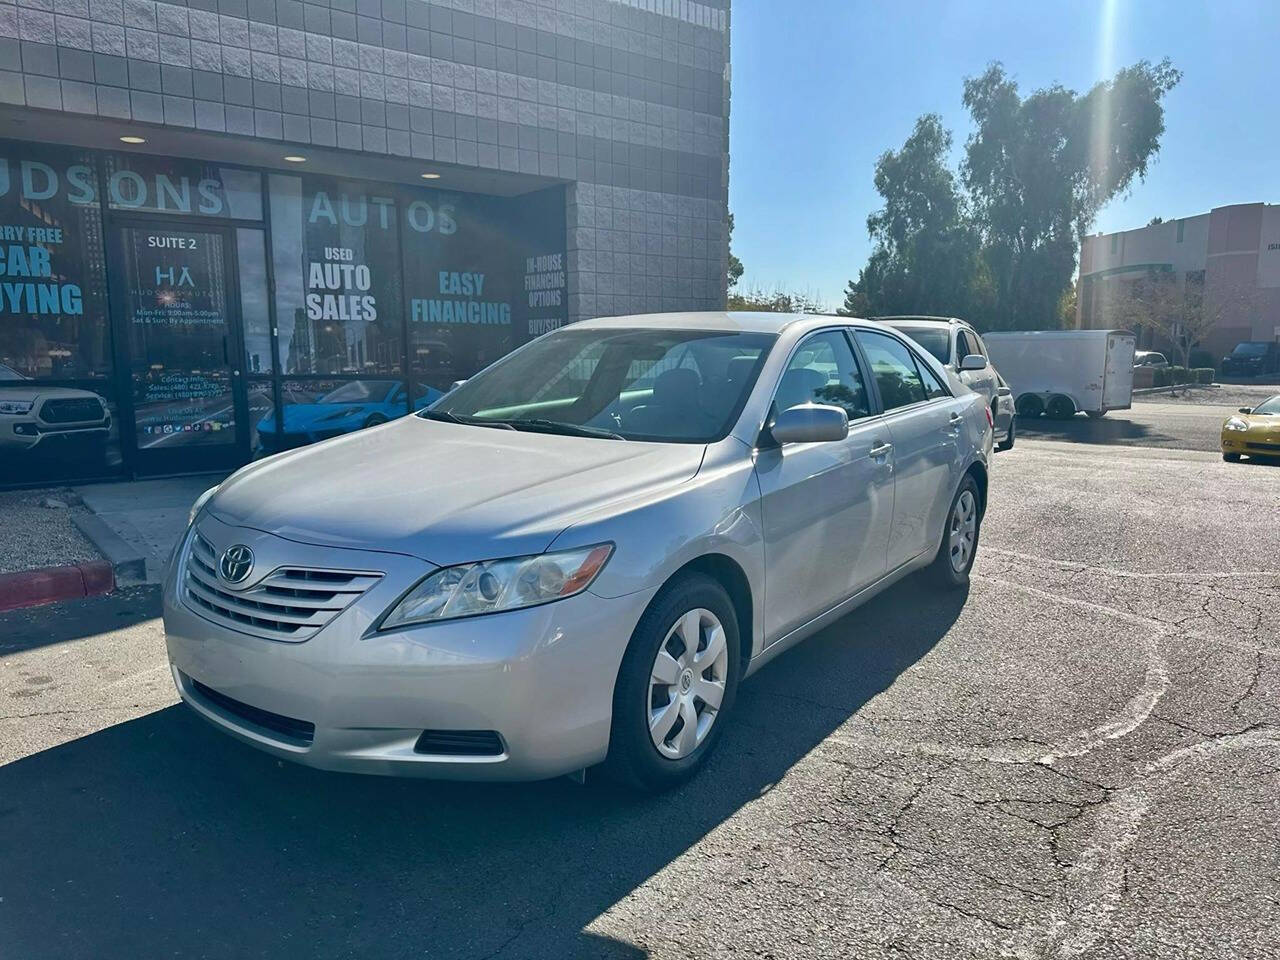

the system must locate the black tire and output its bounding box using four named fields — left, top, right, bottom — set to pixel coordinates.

left=1046, top=395, right=1076, bottom=420
left=996, top=419, right=1015, bottom=451
left=1086, top=410, right=1105, bottom=420
left=927, top=474, right=983, bottom=589
left=1223, top=452, right=1242, bottom=462
left=1015, top=394, right=1044, bottom=418
left=604, top=573, right=741, bottom=792
left=363, top=413, right=389, bottom=429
